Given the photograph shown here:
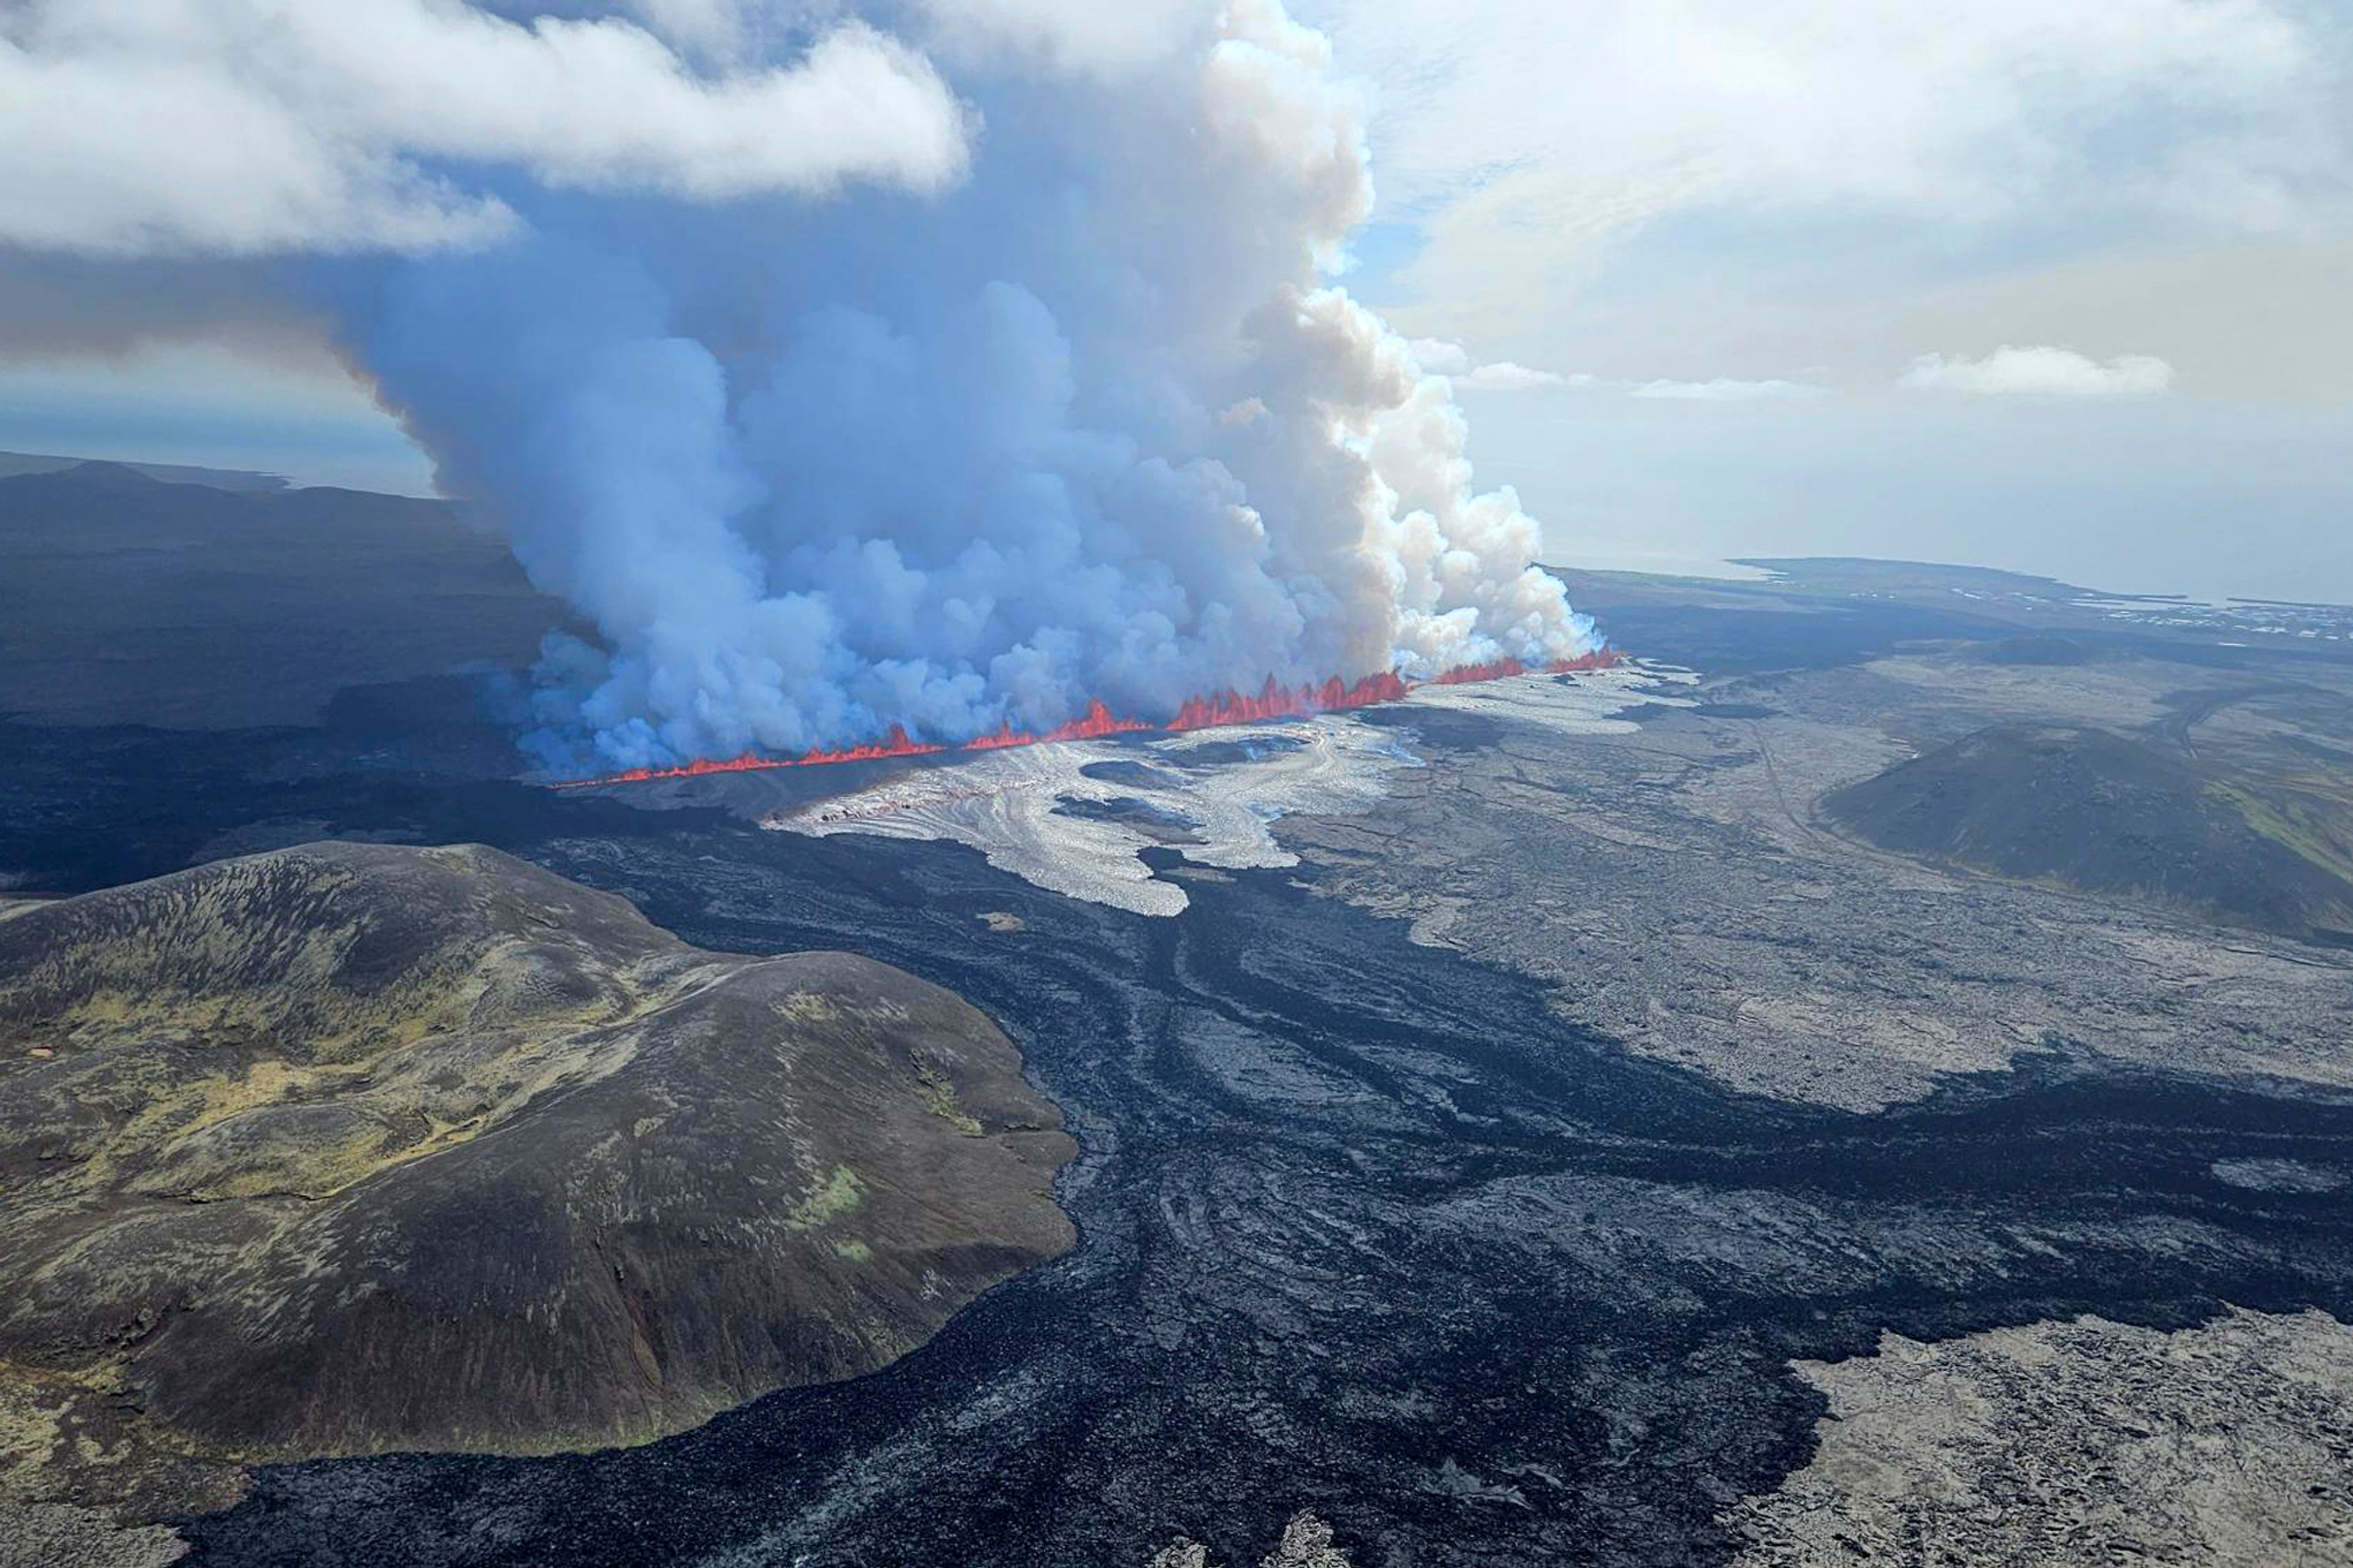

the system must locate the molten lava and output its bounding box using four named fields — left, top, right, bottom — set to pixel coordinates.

left=1547, top=650, right=1621, bottom=675
left=1165, top=671, right=1411, bottom=731
left=551, top=648, right=1621, bottom=789
left=554, top=724, right=945, bottom=789
left=1433, top=650, right=1619, bottom=686
left=1432, top=656, right=1528, bottom=686
left=964, top=698, right=1157, bottom=751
